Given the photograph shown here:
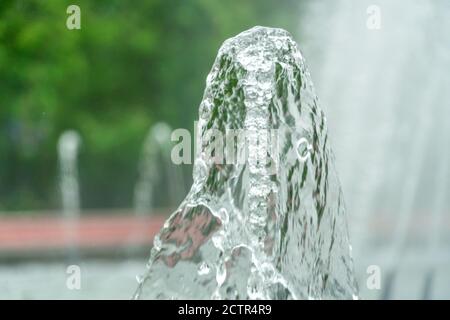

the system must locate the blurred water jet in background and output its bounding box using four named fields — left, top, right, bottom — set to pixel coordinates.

left=134, top=122, right=186, bottom=216
left=58, top=130, right=82, bottom=263
left=296, top=0, right=450, bottom=299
